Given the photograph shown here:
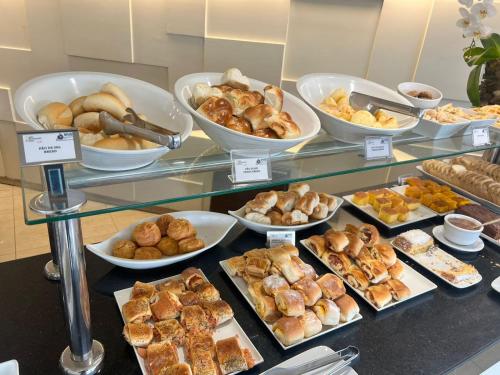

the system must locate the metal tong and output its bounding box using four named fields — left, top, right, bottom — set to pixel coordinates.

left=99, top=108, right=181, bottom=149
left=260, top=345, right=359, bottom=375
left=350, top=91, right=425, bottom=118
